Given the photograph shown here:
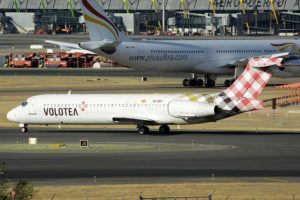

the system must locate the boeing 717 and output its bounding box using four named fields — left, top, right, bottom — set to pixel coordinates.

left=7, top=57, right=282, bottom=134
